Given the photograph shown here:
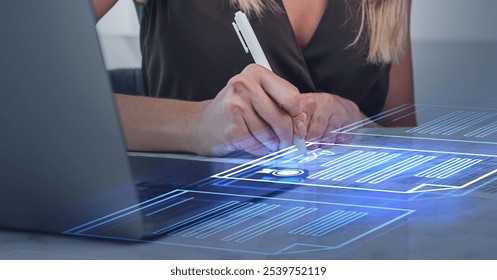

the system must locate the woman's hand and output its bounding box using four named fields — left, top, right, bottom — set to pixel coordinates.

left=300, top=93, right=367, bottom=147
left=192, top=64, right=307, bottom=157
